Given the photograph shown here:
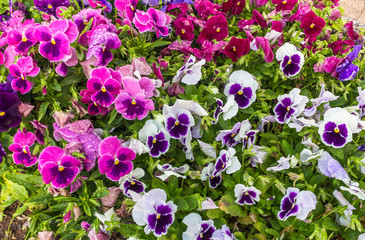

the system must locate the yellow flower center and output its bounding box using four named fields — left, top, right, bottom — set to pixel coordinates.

left=22, top=37, right=27, bottom=42
left=310, top=23, right=315, bottom=28
left=287, top=60, right=292, bottom=65
left=94, top=102, right=97, bottom=106
left=84, top=21, right=88, bottom=25
left=334, top=127, right=340, bottom=133
left=23, top=149, right=27, bottom=154
left=283, top=0, right=287, bottom=4
left=291, top=204, right=295, bottom=209
left=131, top=181, right=136, bottom=185
left=115, top=159, right=120, bottom=165
left=216, top=28, right=221, bottom=33
left=101, top=86, right=106, bottom=92
left=182, top=29, right=185, bottom=34
left=0, top=112, right=5, bottom=116
left=238, top=90, right=243, bottom=95
left=51, top=39, right=56, bottom=45
left=244, top=192, right=249, bottom=195
left=131, top=100, right=136, bottom=105
left=48, top=4, right=53, bottom=9
left=231, top=133, right=236, bottom=138
left=237, top=1, right=241, bottom=5
left=222, top=163, right=225, bottom=168
left=59, top=166, right=64, bottom=171
left=131, top=6, right=134, bottom=11
left=245, top=136, right=249, bottom=140
left=21, top=76, right=25, bottom=80
left=200, top=234, right=204, bottom=238
left=286, top=106, right=290, bottom=111
left=210, top=176, right=214, bottom=179
left=153, top=139, right=157, bottom=144
left=175, top=121, right=180, bottom=126
left=157, top=214, right=161, bottom=219
left=233, top=46, right=236, bottom=52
